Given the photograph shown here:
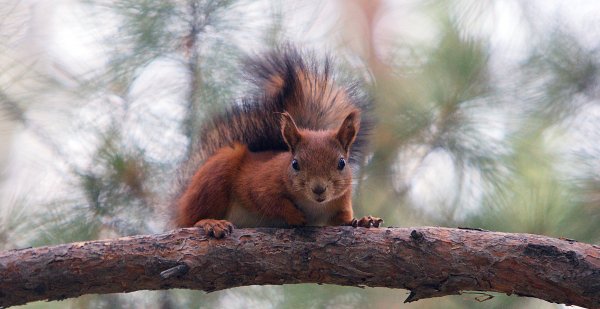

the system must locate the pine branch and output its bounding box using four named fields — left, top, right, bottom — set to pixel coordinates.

left=1, top=227, right=599, bottom=307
